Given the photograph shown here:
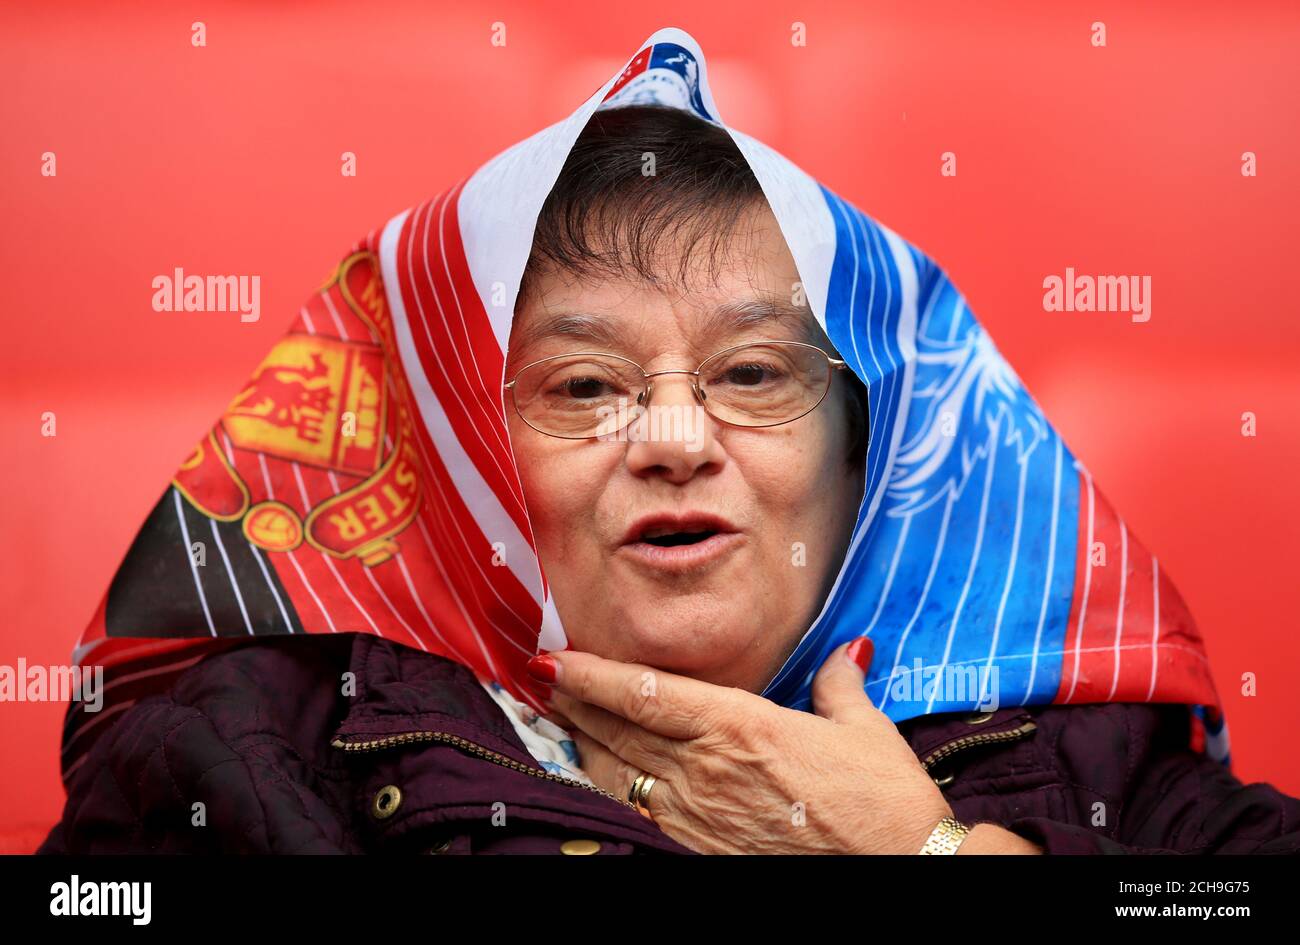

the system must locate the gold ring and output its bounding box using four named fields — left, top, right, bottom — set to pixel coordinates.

left=628, top=772, right=658, bottom=819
